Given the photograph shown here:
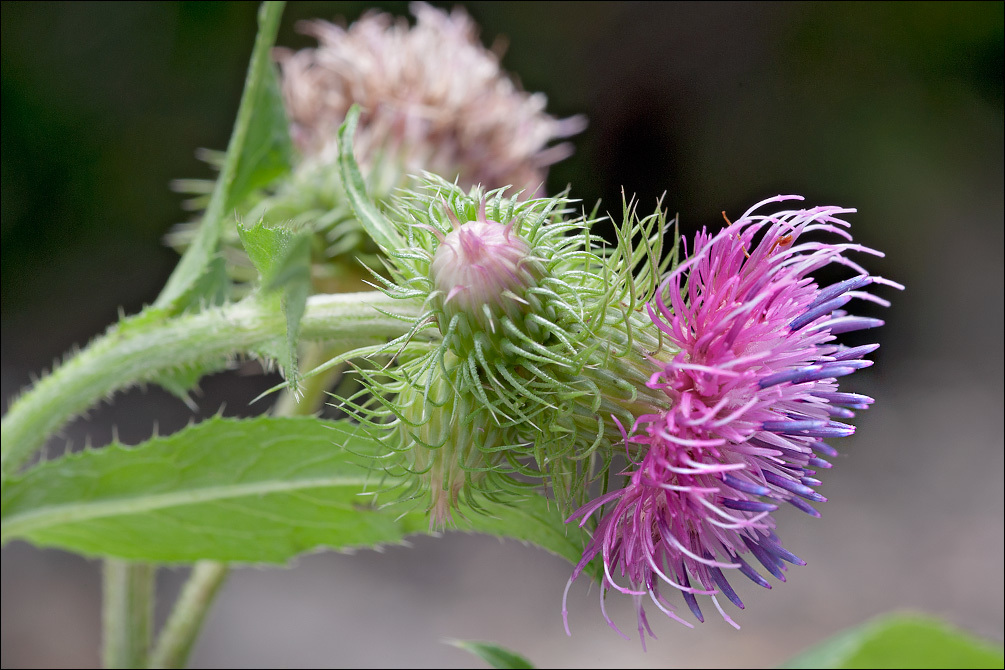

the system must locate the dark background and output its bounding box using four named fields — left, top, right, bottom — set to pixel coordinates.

left=2, top=2, right=1002, bottom=667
